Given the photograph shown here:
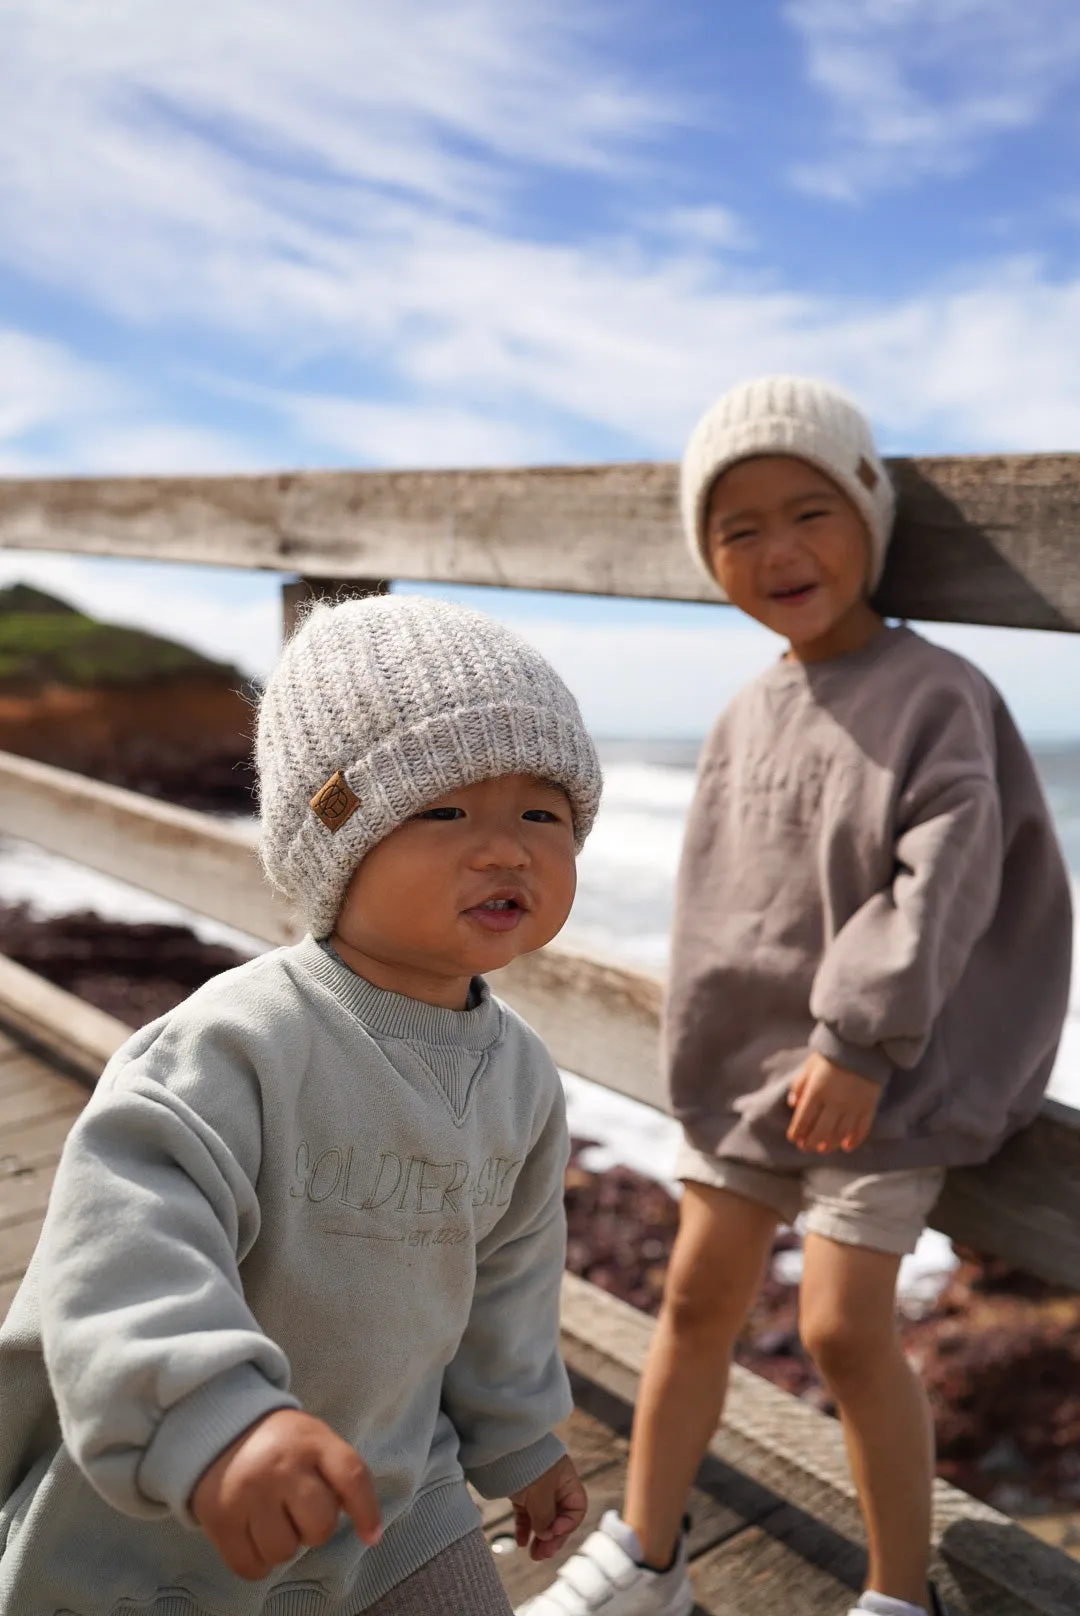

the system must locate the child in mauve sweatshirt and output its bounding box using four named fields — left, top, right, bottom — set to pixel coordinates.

left=0, top=593, right=604, bottom=1616
left=519, top=377, right=1072, bottom=1616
